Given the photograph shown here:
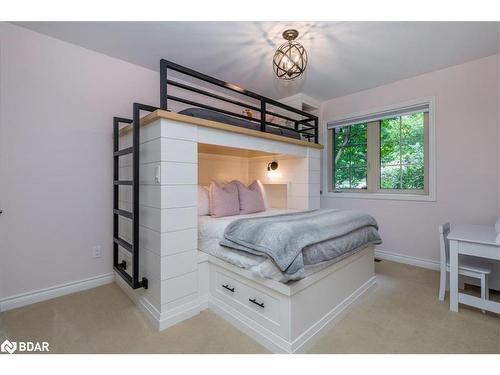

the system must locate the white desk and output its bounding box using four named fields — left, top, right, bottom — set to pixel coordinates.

left=448, top=224, right=500, bottom=314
